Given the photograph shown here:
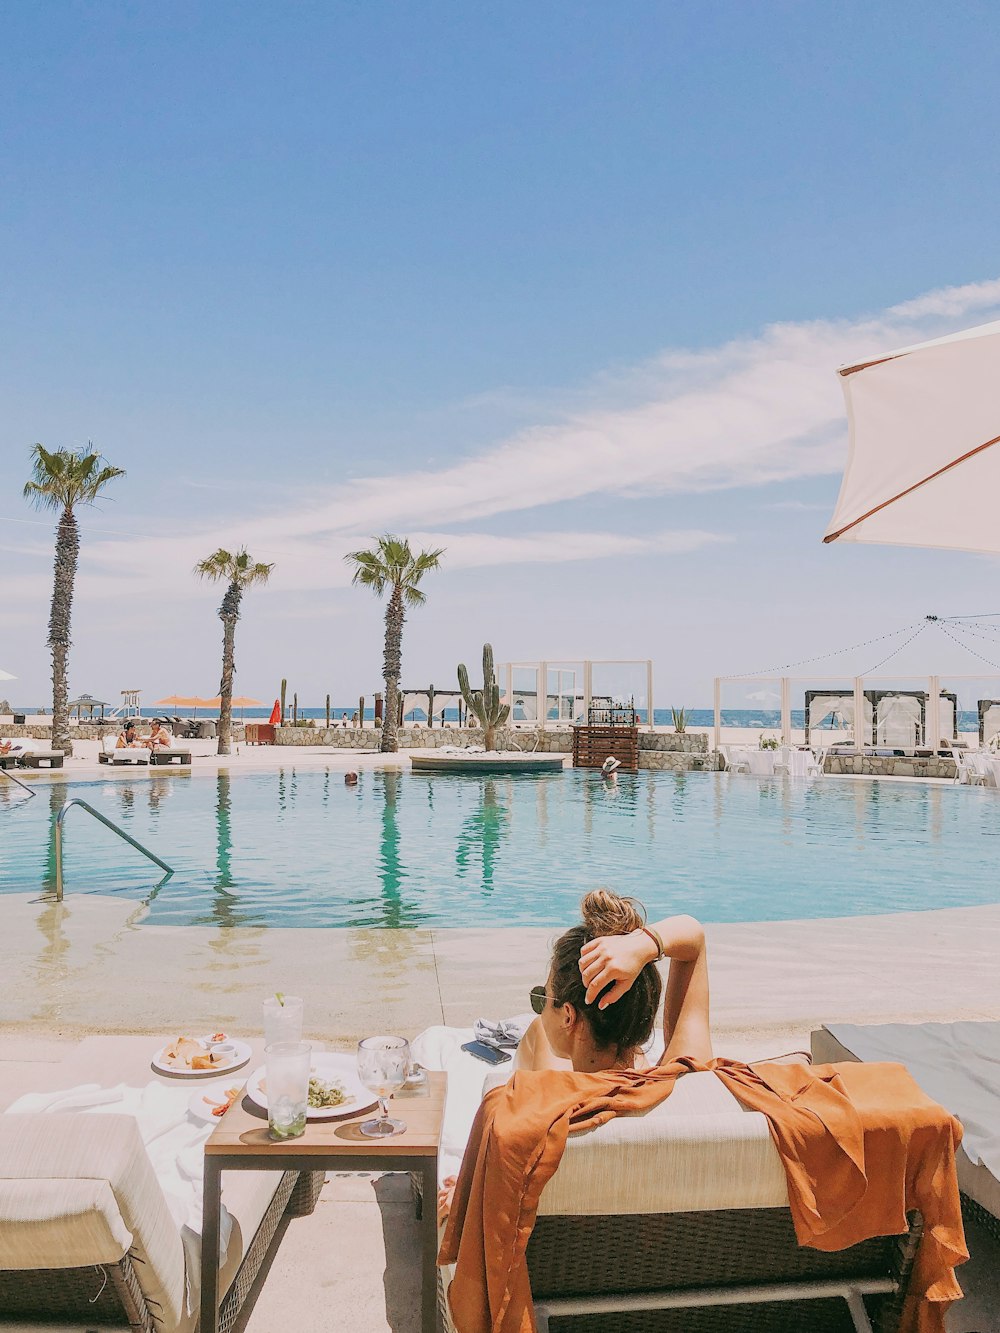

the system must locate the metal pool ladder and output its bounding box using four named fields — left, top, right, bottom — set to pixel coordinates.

left=0, top=769, right=36, bottom=798
left=54, top=798, right=173, bottom=901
